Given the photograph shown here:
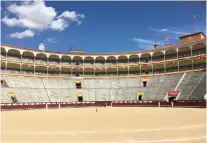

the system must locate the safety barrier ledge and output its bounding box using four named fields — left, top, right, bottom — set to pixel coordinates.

left=0, top=100, right=206, bottom=110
